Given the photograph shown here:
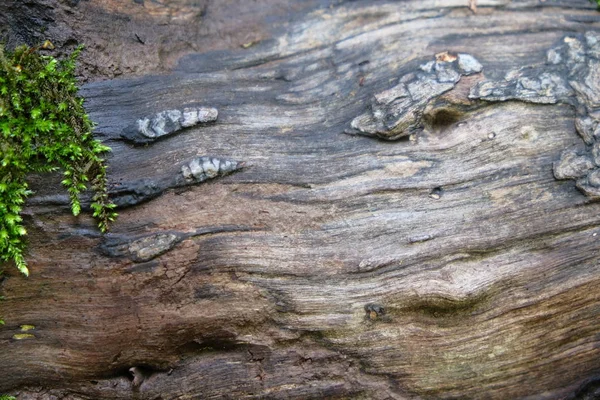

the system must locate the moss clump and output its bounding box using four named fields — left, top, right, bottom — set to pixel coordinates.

left=0, top=42, right=117, bottom=276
